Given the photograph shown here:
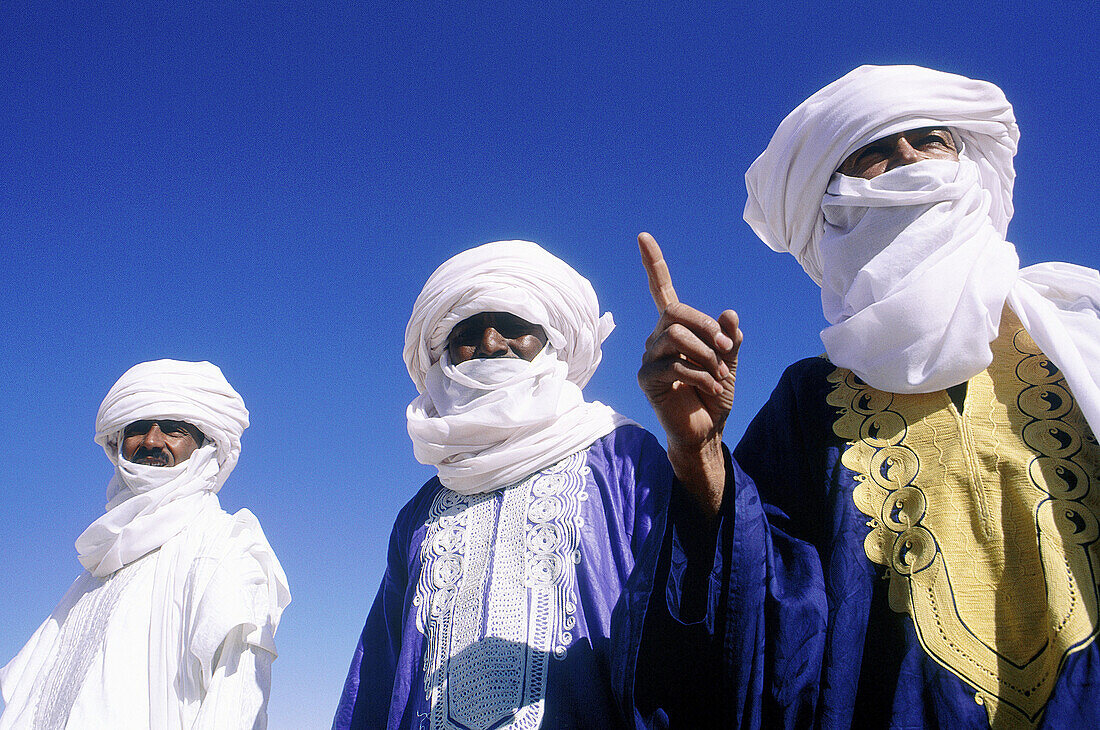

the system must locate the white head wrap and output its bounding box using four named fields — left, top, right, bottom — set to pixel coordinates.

left=743, top=65, right=1100, bottom=435
left=76, top=359, right=250, bottom=576
left=744, top=64, right=1018, bottom=284
left=404, top=240, right=628, bottom=494
left=2, top=360, right=288, bottom=728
